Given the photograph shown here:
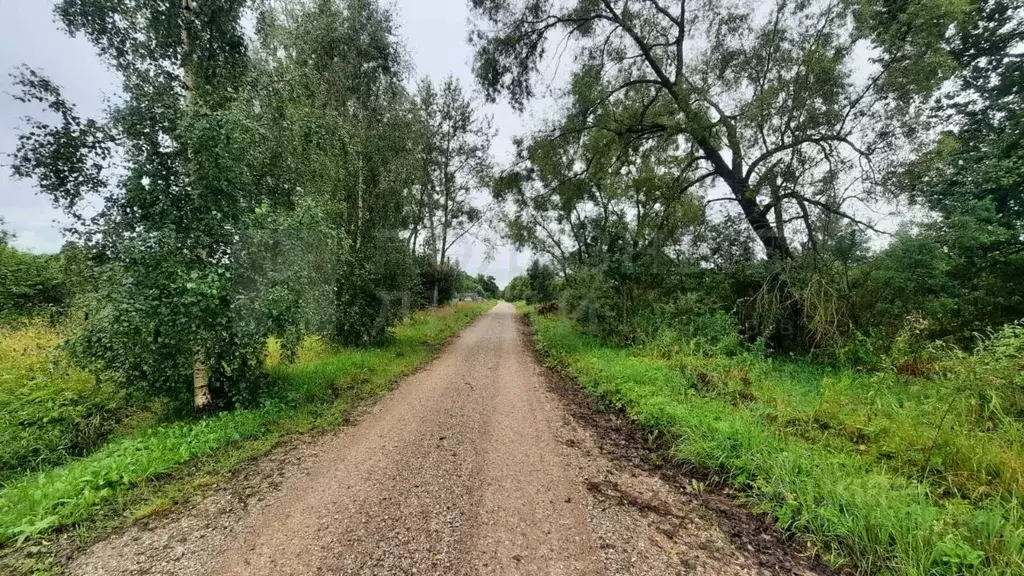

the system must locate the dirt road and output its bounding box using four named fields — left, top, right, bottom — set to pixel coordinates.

left=71, top=303, right=828, bottom=576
